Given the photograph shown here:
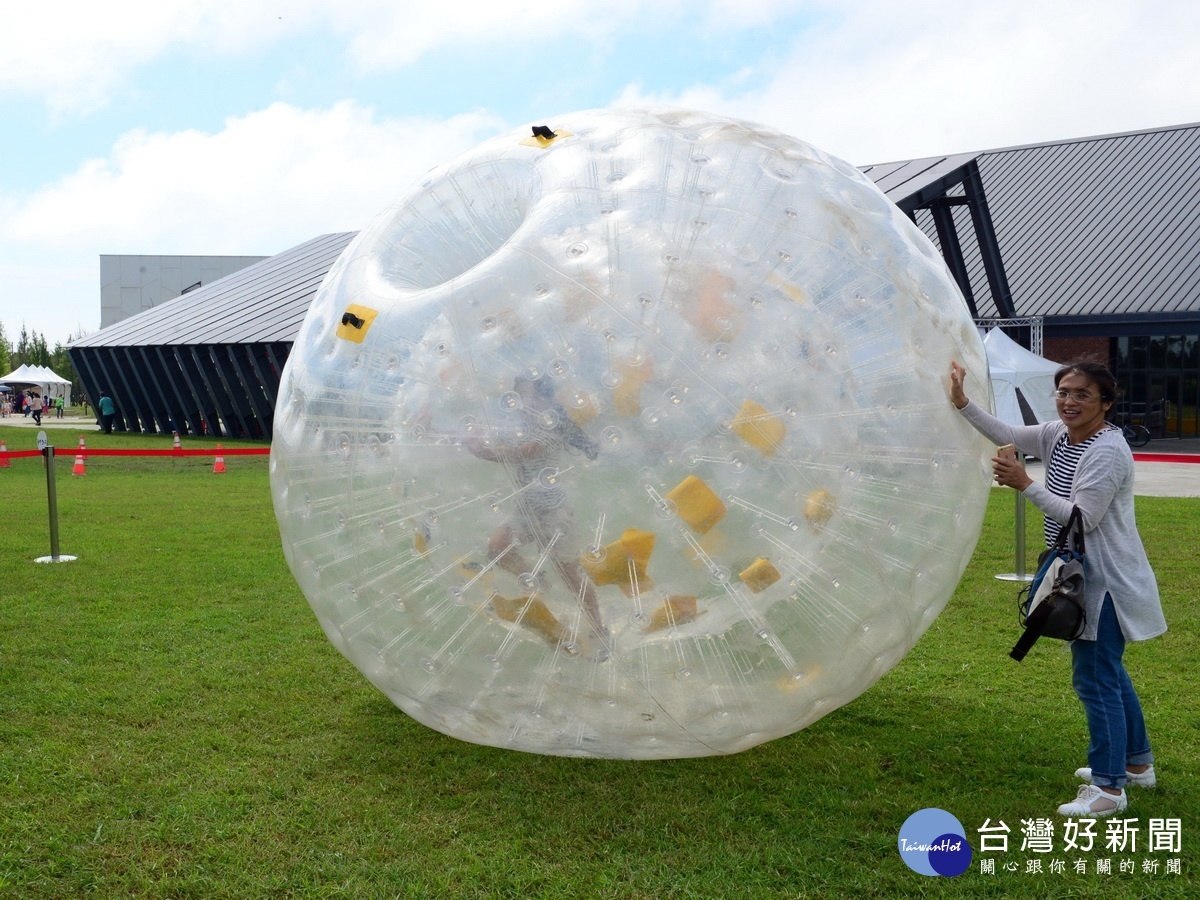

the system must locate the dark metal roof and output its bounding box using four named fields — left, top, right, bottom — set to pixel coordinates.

left=73, top=232, right=357, bottom=348
left=978, top=124, right=1200, bottom=319
left=860, top=151, right=978, bottom=212
left=864, top=123, right=1200, bottom=324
